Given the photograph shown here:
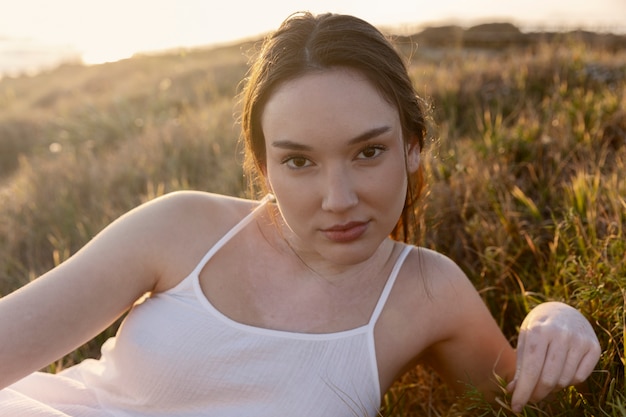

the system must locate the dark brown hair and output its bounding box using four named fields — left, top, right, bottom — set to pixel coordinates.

left=239, top=12, right=428, bottom=242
